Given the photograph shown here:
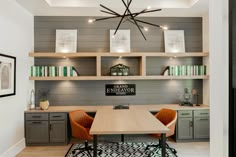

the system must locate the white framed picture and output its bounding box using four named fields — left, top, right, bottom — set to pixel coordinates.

left=55, top=29, right=77, bottom=53
left=164, top=30, right=185, bottom=53
left=0, top=53, right=16, bottom=97
left=110, top=30, right=130, bottom=53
